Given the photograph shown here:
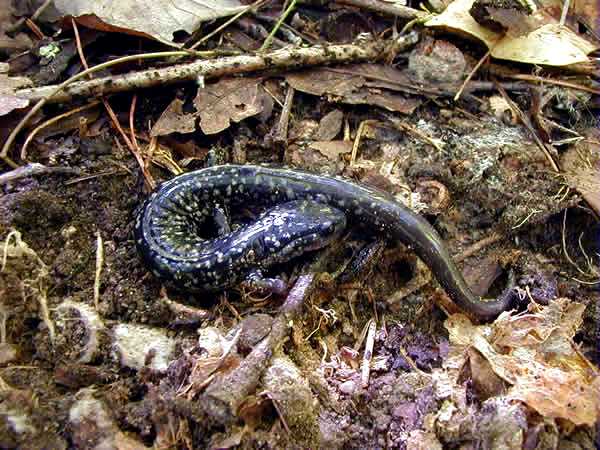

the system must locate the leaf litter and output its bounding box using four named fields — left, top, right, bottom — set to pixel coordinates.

left=0, top=0, right=599, bottom=448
